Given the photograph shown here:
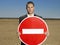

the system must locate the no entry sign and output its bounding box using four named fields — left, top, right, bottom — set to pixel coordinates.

left=18, top=16, right=48, bottom=45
